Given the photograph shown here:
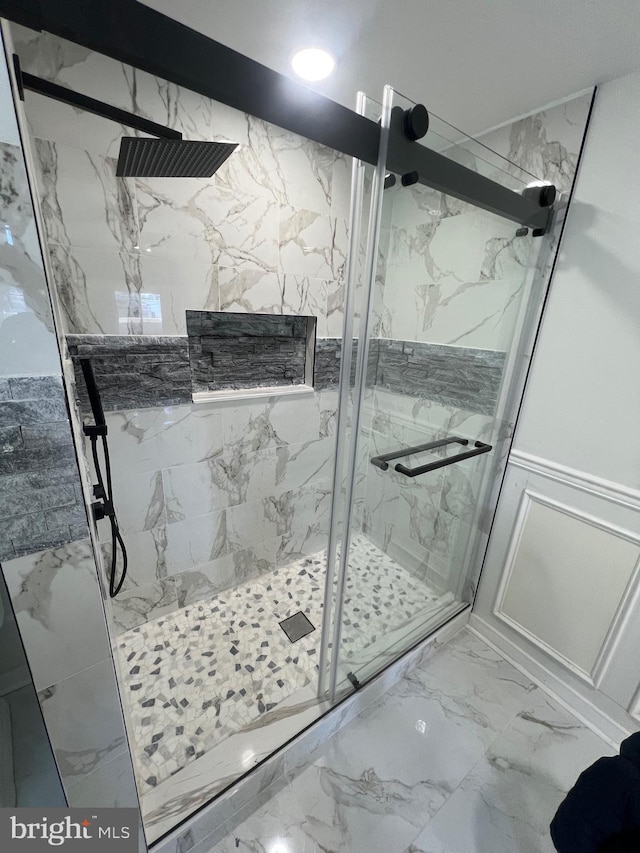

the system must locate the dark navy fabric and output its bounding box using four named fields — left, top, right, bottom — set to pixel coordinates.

left=550, top=732, right=640, bottom=852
